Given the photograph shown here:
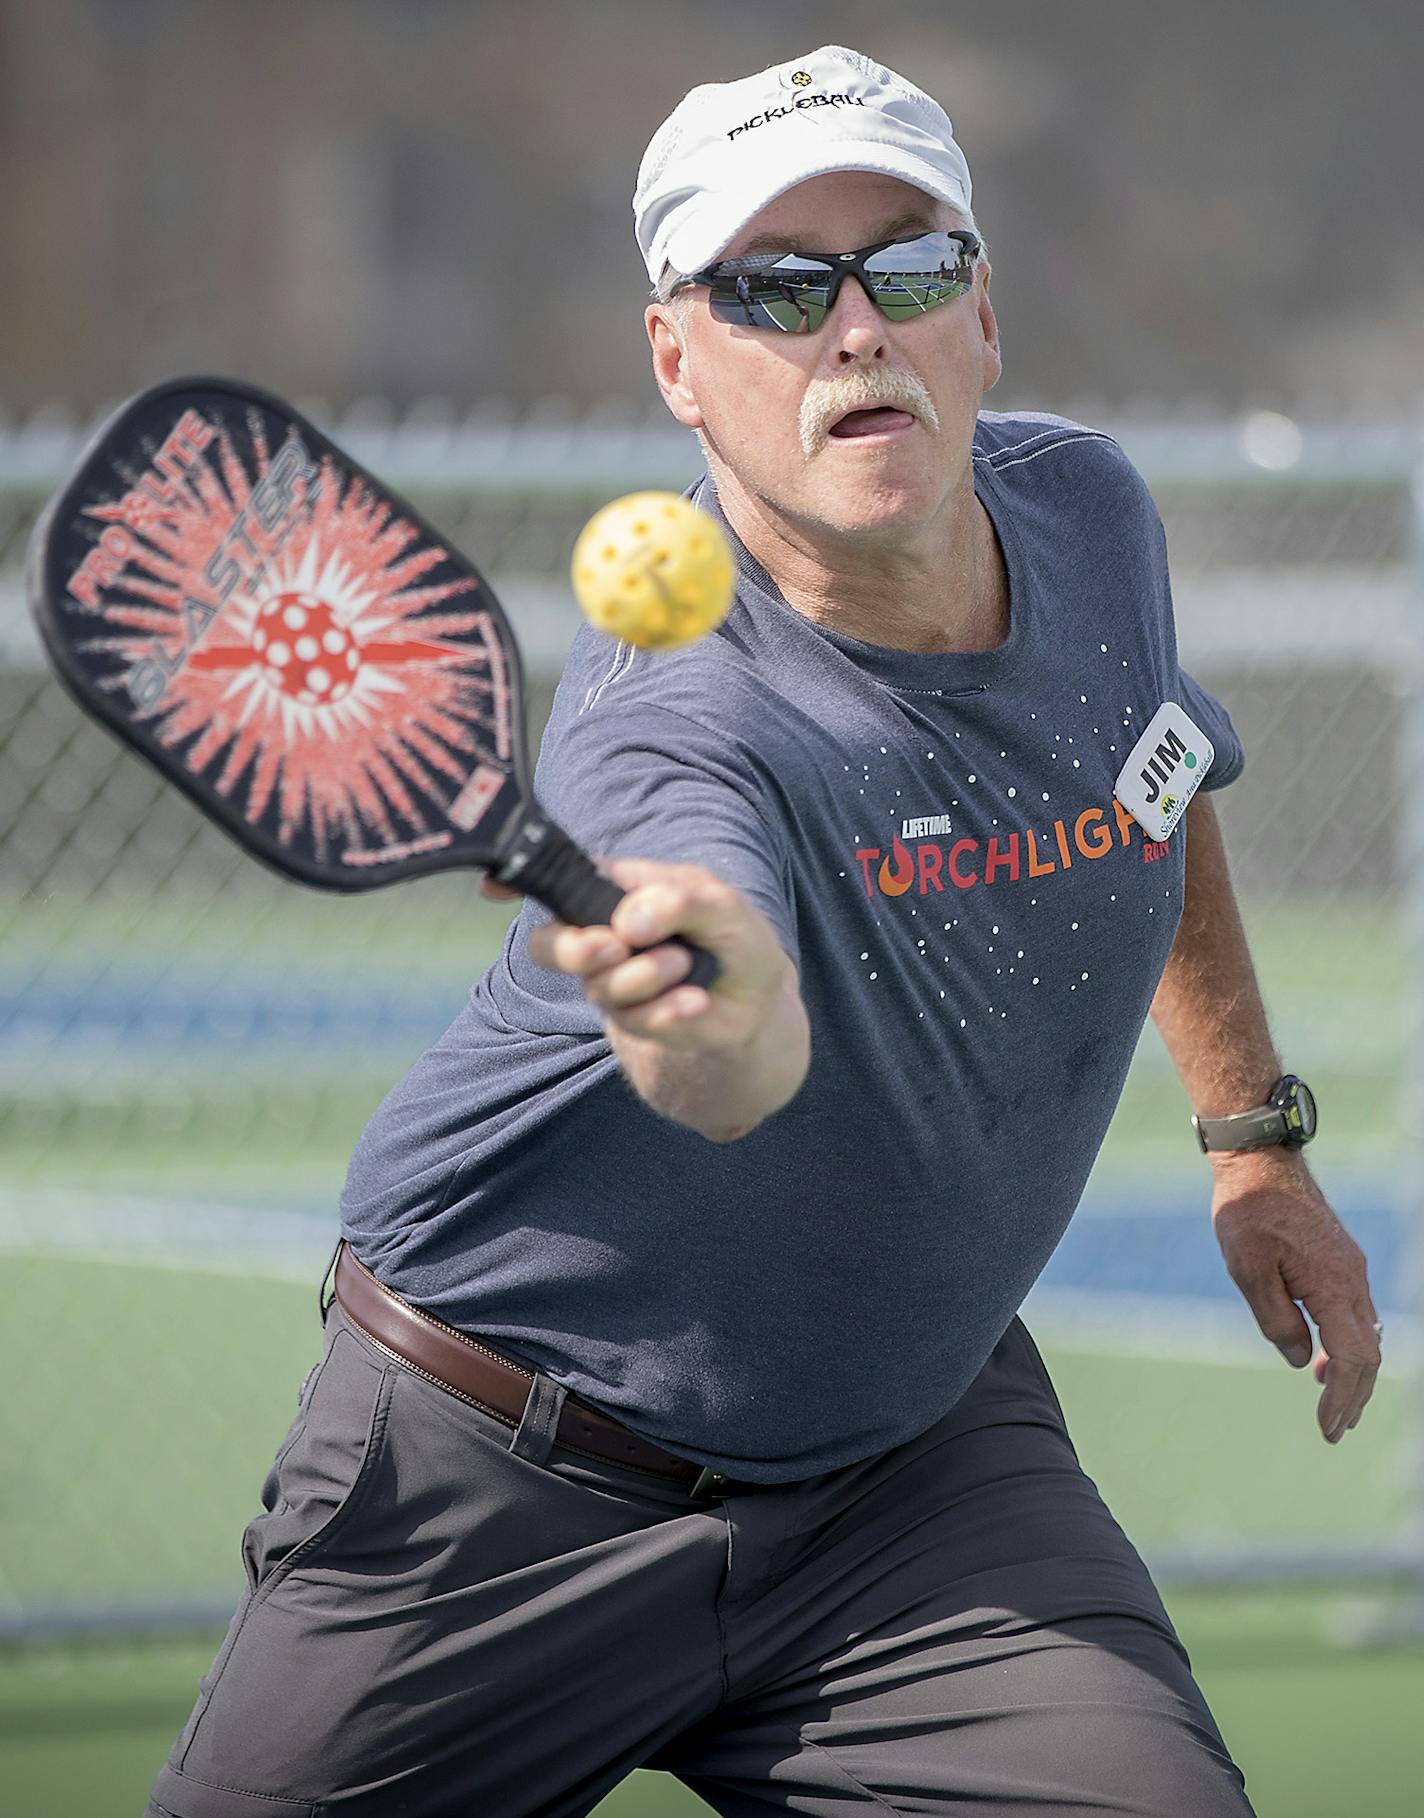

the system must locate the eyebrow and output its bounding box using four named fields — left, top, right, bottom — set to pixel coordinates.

left=732, top=211, right=943, bottom=258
